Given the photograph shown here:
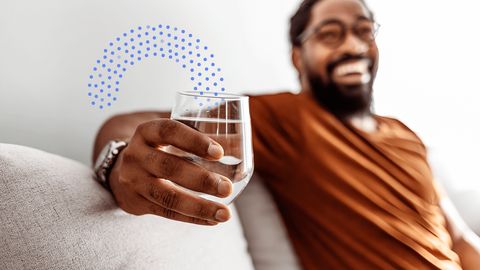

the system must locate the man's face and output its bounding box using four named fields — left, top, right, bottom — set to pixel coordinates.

left=294, top=0, right=379, bottom=117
